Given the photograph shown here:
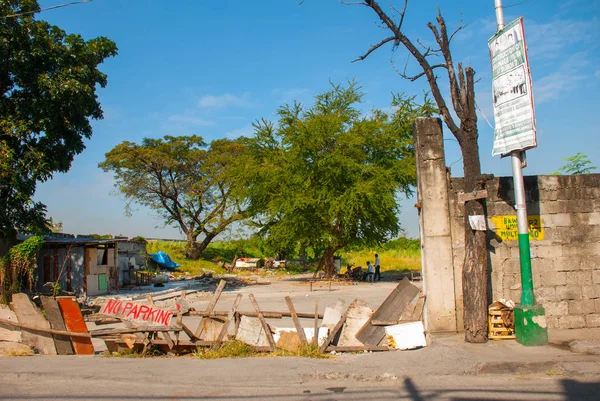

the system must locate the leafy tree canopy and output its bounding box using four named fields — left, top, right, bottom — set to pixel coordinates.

left=100, top=135, right=252, bottom=259
left=0, top=0, right=118, bottom=241
left=553, top=152, right=597, bottom=175
left=243, top=82, right=434, bottom=276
